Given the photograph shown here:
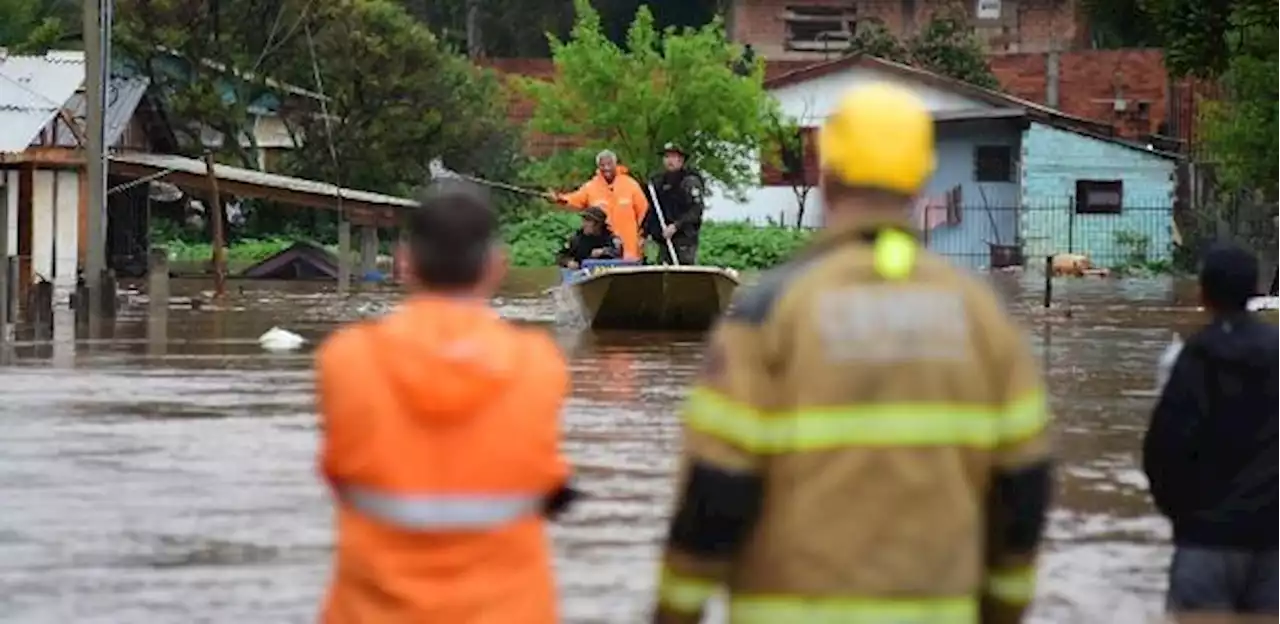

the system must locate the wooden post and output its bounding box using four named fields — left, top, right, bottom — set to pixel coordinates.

left=359, top=225, right=378, bottom=279
left=147, top=245, right=168, bottom=356
left=337, top=216, right=351, bottom=294
left=203, top=153, right=226, bottom=298
left=148, top=245, right=169, bottom=313
left=83, top=0, right=110, bottom=326
left=0, top=179, right=9, bottom=345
